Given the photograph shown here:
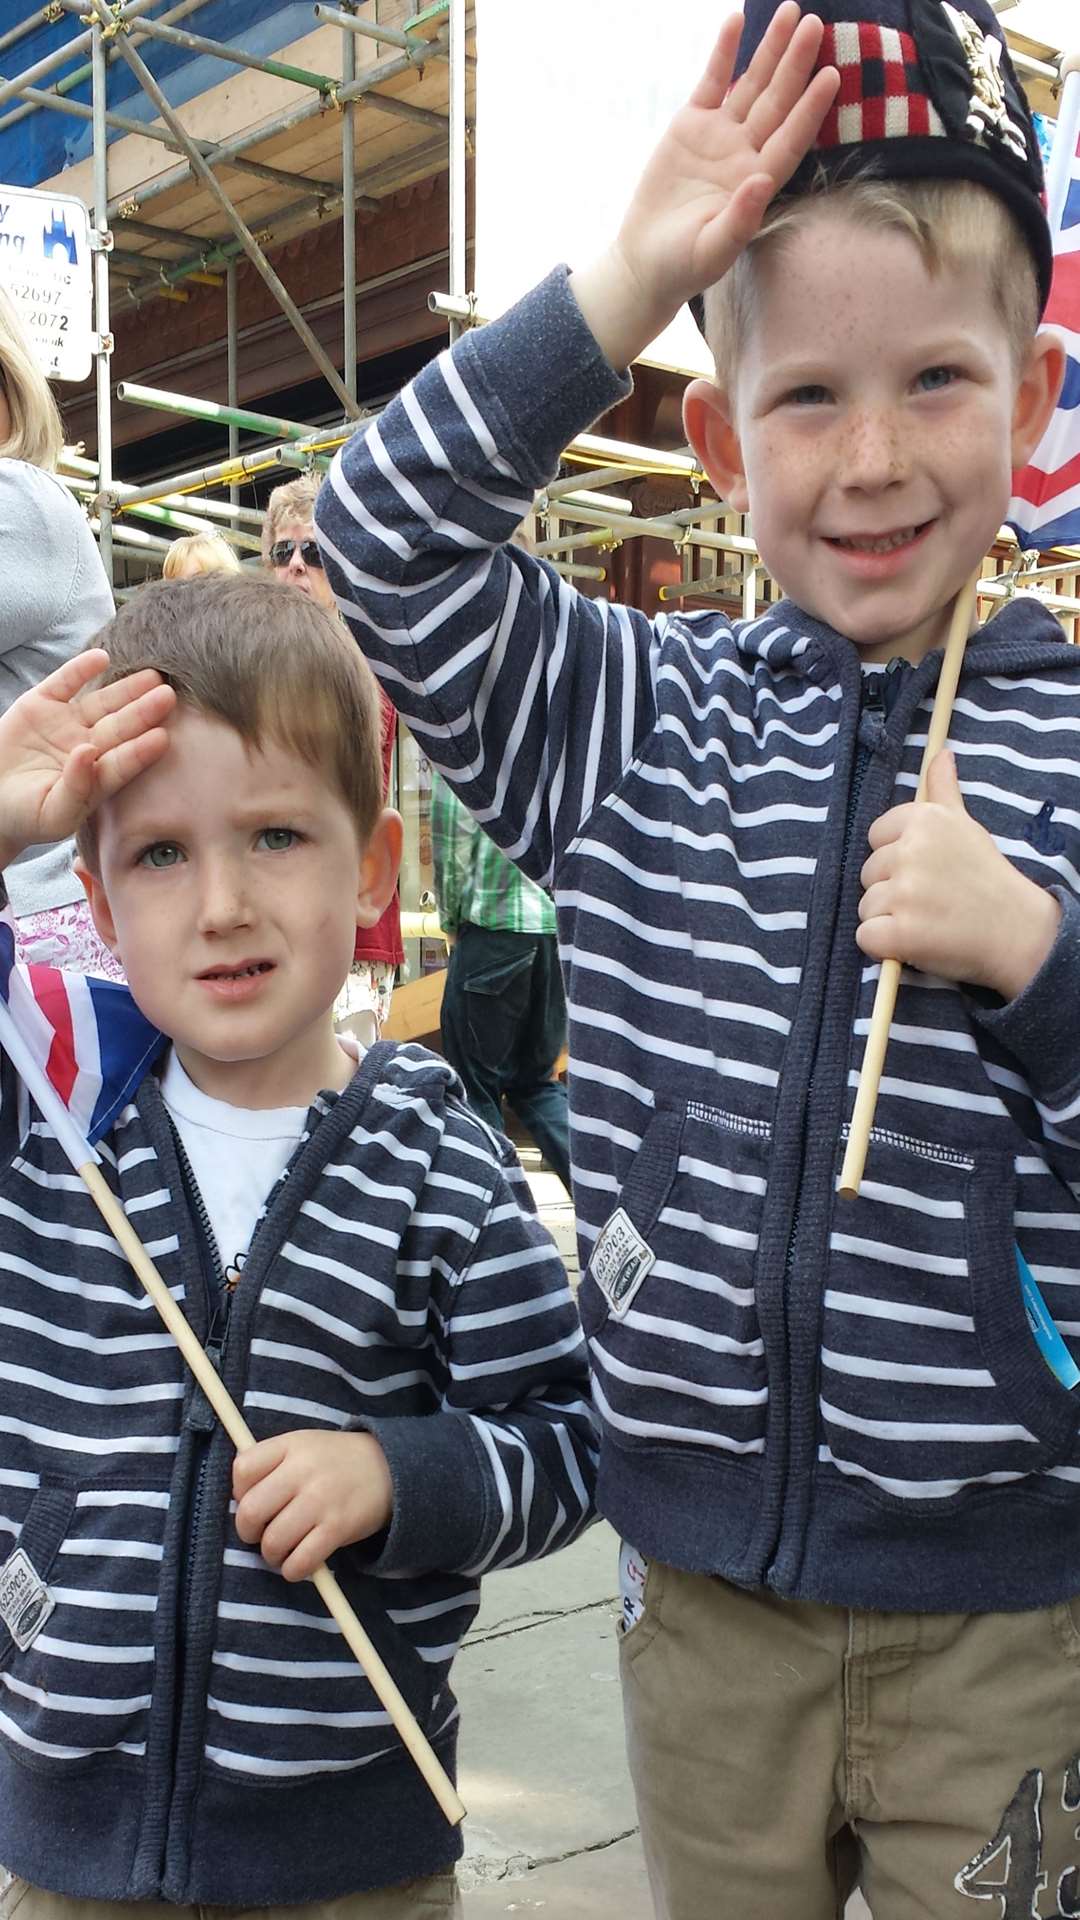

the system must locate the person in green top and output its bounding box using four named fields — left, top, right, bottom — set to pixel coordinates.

left=431, top=770, right=570, bottom=1190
